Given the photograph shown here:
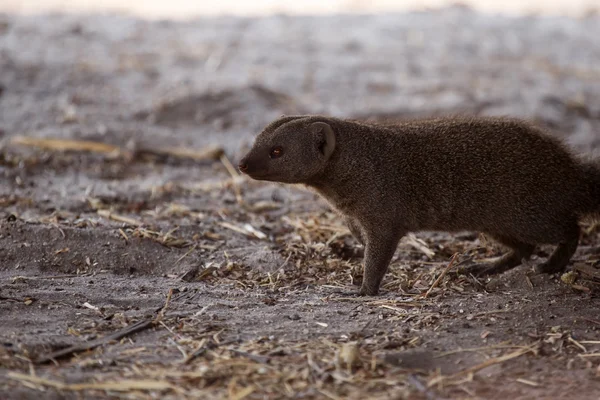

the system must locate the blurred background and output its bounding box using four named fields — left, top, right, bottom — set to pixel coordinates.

left=0, top=0, right=599, bottom=205
left=1, top=0, right=598, bottom=18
